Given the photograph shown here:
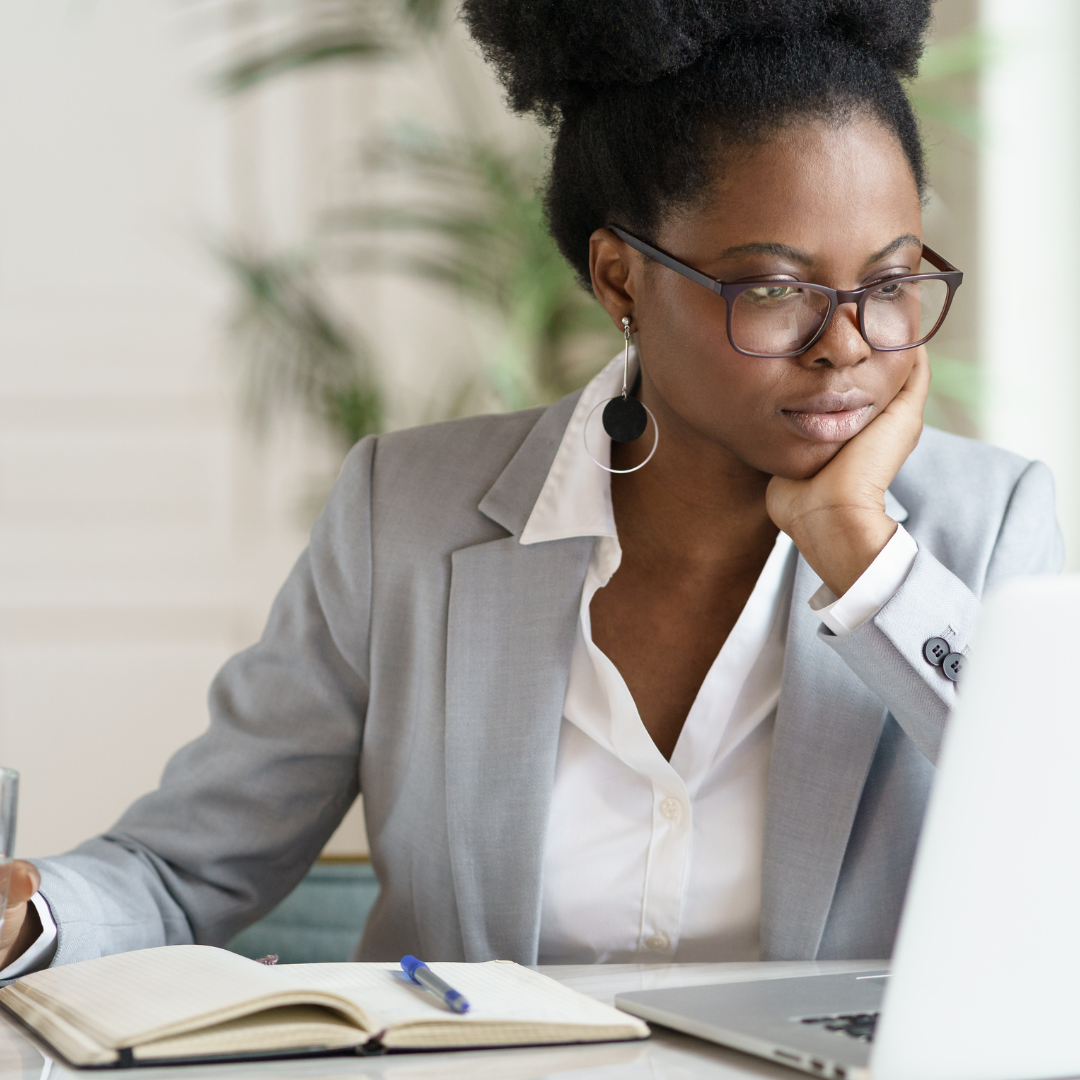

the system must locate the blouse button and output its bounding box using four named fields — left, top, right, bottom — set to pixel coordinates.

left=645, top=932, right=670, bottom=951
left=660, top=798, right=683, bottom=821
